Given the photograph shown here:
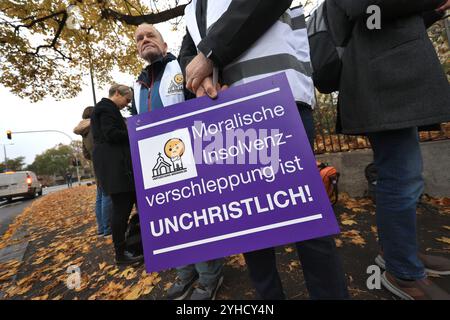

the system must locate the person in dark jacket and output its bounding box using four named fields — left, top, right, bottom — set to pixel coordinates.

left=74, top=106, right=113, bottom=237
left=179, top=0, right=349, bottom=300
left=91, top=84, right=143, bottom=265
left=328, top=0, right=450, bottom=299
left=65, top=171, right=73, bottom=188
